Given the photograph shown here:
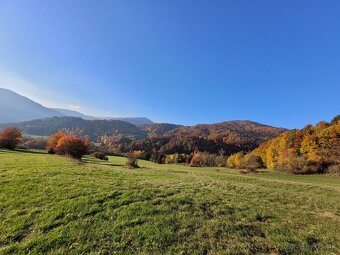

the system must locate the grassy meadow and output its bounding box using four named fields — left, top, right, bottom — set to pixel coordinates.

left=0, top=150, right=339, bottom=254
